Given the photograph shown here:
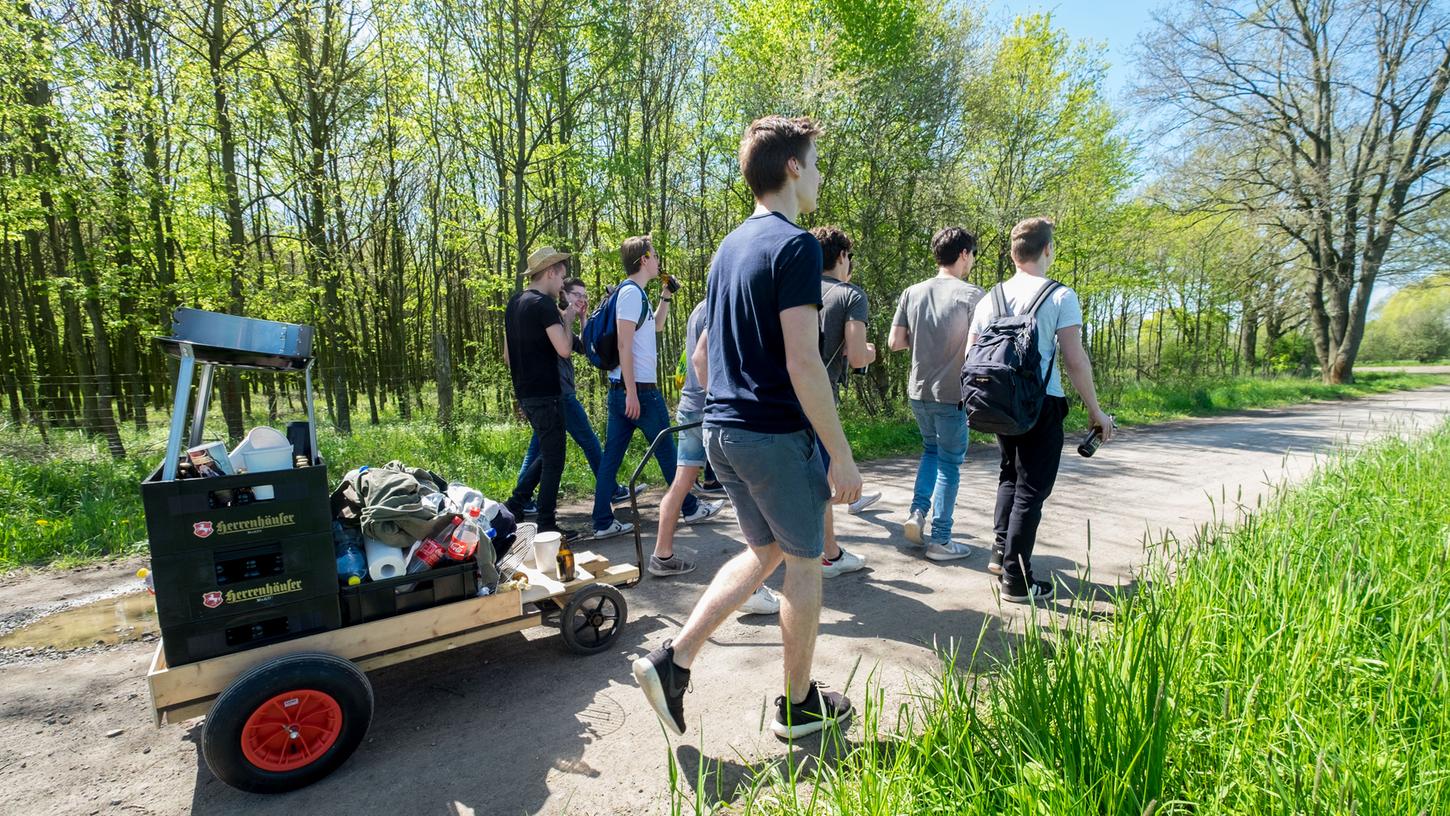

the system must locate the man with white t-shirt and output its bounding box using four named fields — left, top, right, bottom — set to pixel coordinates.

left=968, top=217, right=1113, bottom=603
left=591, top=236, right=724, bottom=543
